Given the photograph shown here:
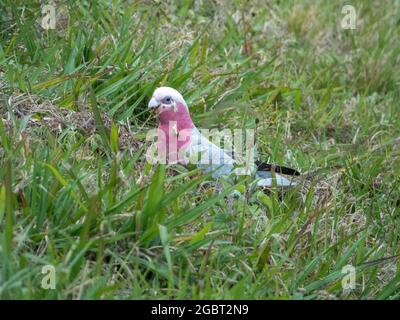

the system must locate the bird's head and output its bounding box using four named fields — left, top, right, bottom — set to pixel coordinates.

left=148, top=87, right=194, bottom=164
left=148, top=87, right=193, bottom=127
